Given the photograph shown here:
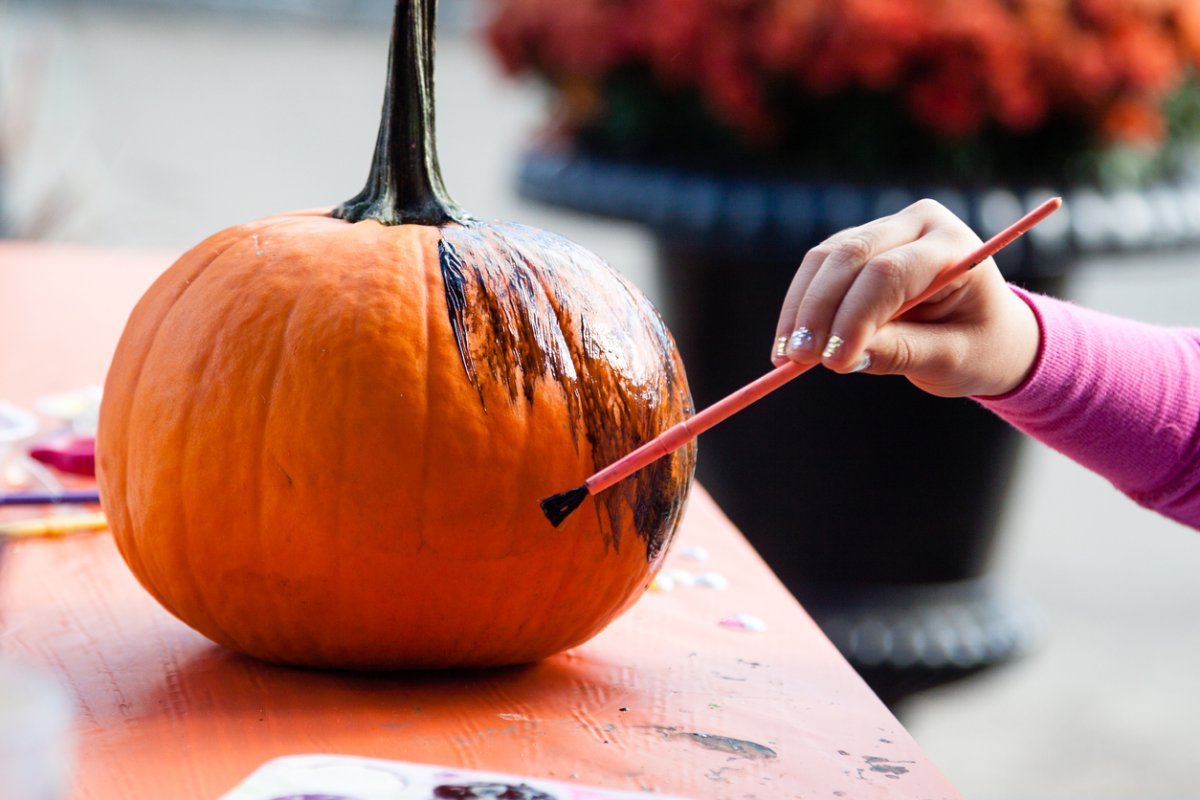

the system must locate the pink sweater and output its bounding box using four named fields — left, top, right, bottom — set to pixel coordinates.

left=975, top=288, right=1200, bottom=530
